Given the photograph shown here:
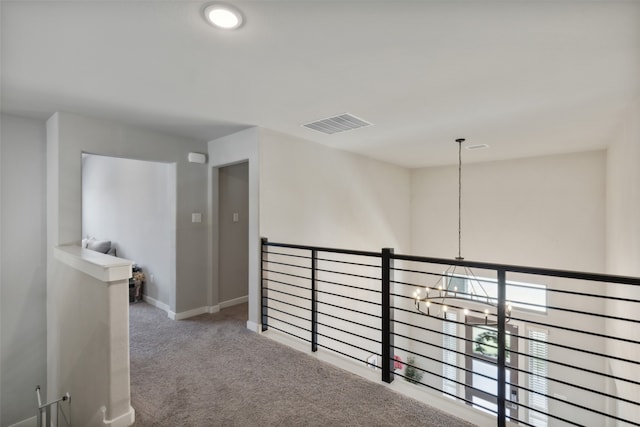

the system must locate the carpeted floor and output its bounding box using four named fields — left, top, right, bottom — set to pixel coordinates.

left=129, top=302, right=475, bottom=427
